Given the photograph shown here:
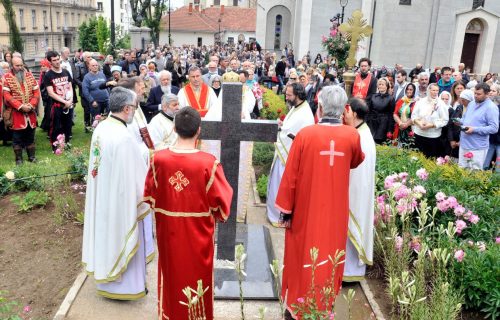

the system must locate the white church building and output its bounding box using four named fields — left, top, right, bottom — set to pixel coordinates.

left=256, top=0, right=500, bottom=73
